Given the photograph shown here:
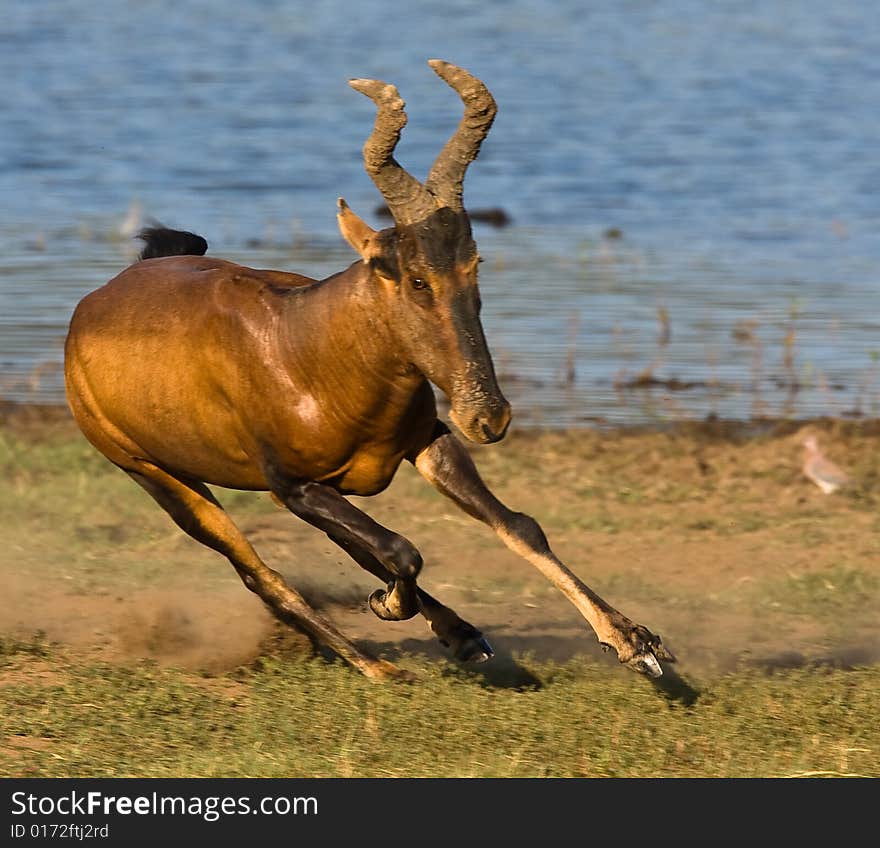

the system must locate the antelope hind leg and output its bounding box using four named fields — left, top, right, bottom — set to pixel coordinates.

left=124, top=463, right=409, bottom=681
